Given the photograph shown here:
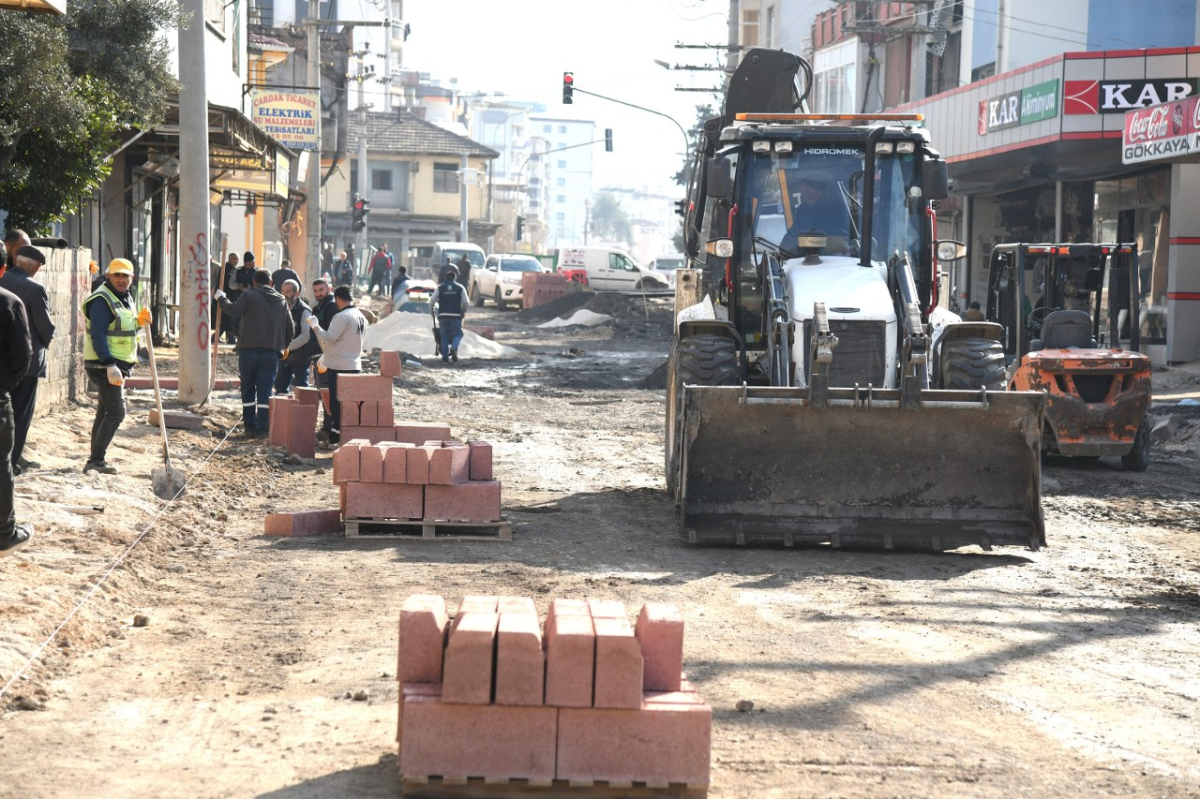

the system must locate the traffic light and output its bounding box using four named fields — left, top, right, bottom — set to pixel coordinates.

left=516, top=215, right=525, bottom=241
left=604, top=128, right=612, bottom=152
left=352, top=196, right=371, bottom=231
left=674, top=198, right=688, bottom=218
left=562, top=72, right=574, bottom=104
